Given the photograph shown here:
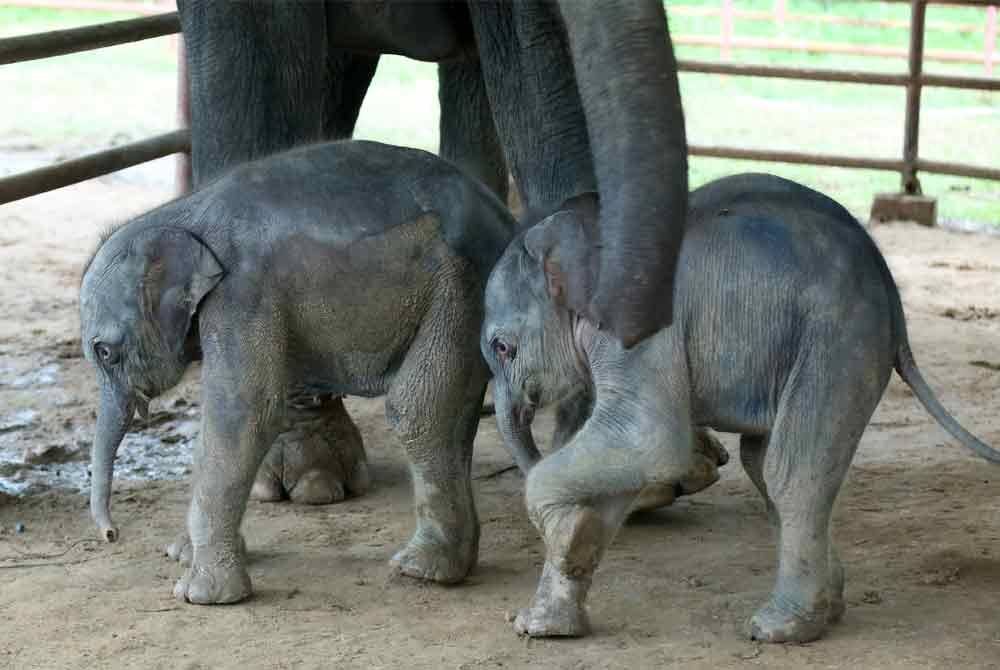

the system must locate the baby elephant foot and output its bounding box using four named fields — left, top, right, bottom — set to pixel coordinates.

left=680, top=428, right=729, bottom=494
left=251, top=395, right=370, bottom=505
left=390, top=529, right=478, bottom=585
left=513, top=561, right=592, bottom=638
left=749, top=595, right=830, bottom=643
left=174, top=545, right=252, bottom=605
left=631, top=429, right=730, bottom=512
